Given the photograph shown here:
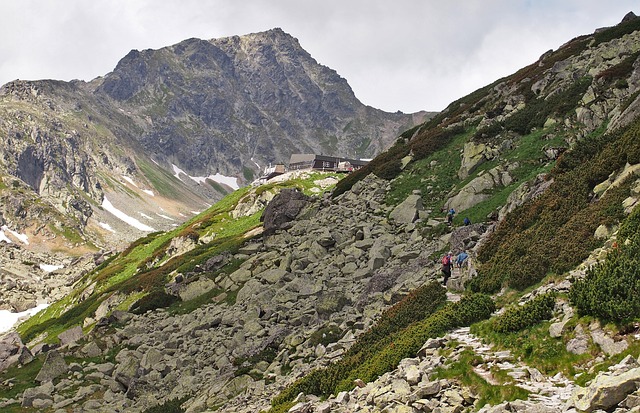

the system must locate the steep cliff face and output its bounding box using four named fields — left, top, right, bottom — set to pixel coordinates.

left=0, top=28, right=426, bottom=252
